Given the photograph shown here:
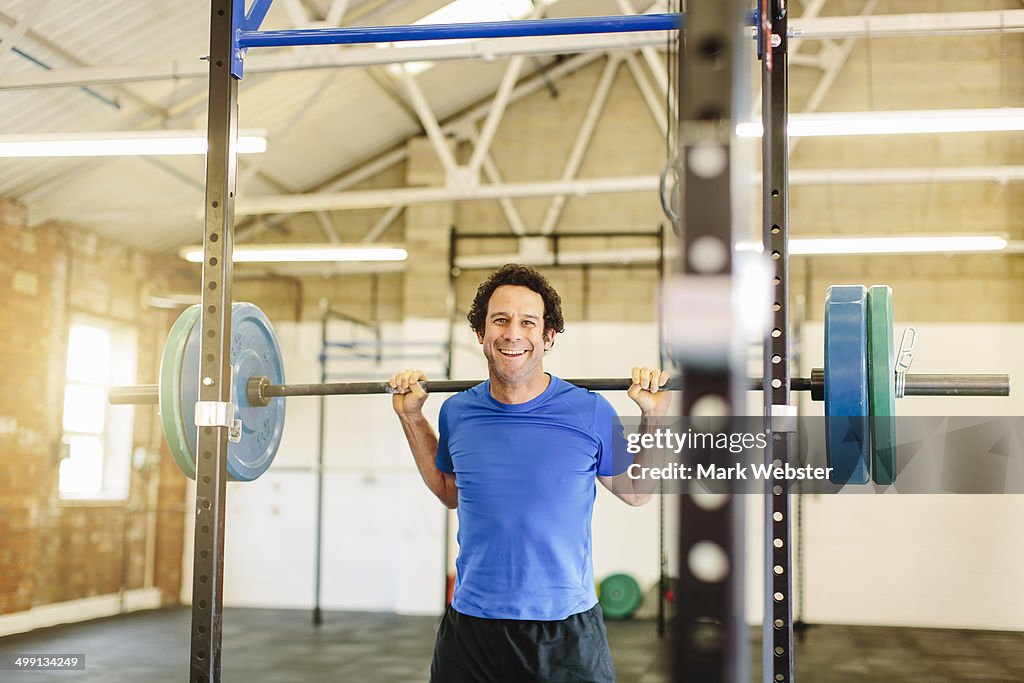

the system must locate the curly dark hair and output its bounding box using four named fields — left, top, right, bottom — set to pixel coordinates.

left=467, top=264, right=565, bottom=338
